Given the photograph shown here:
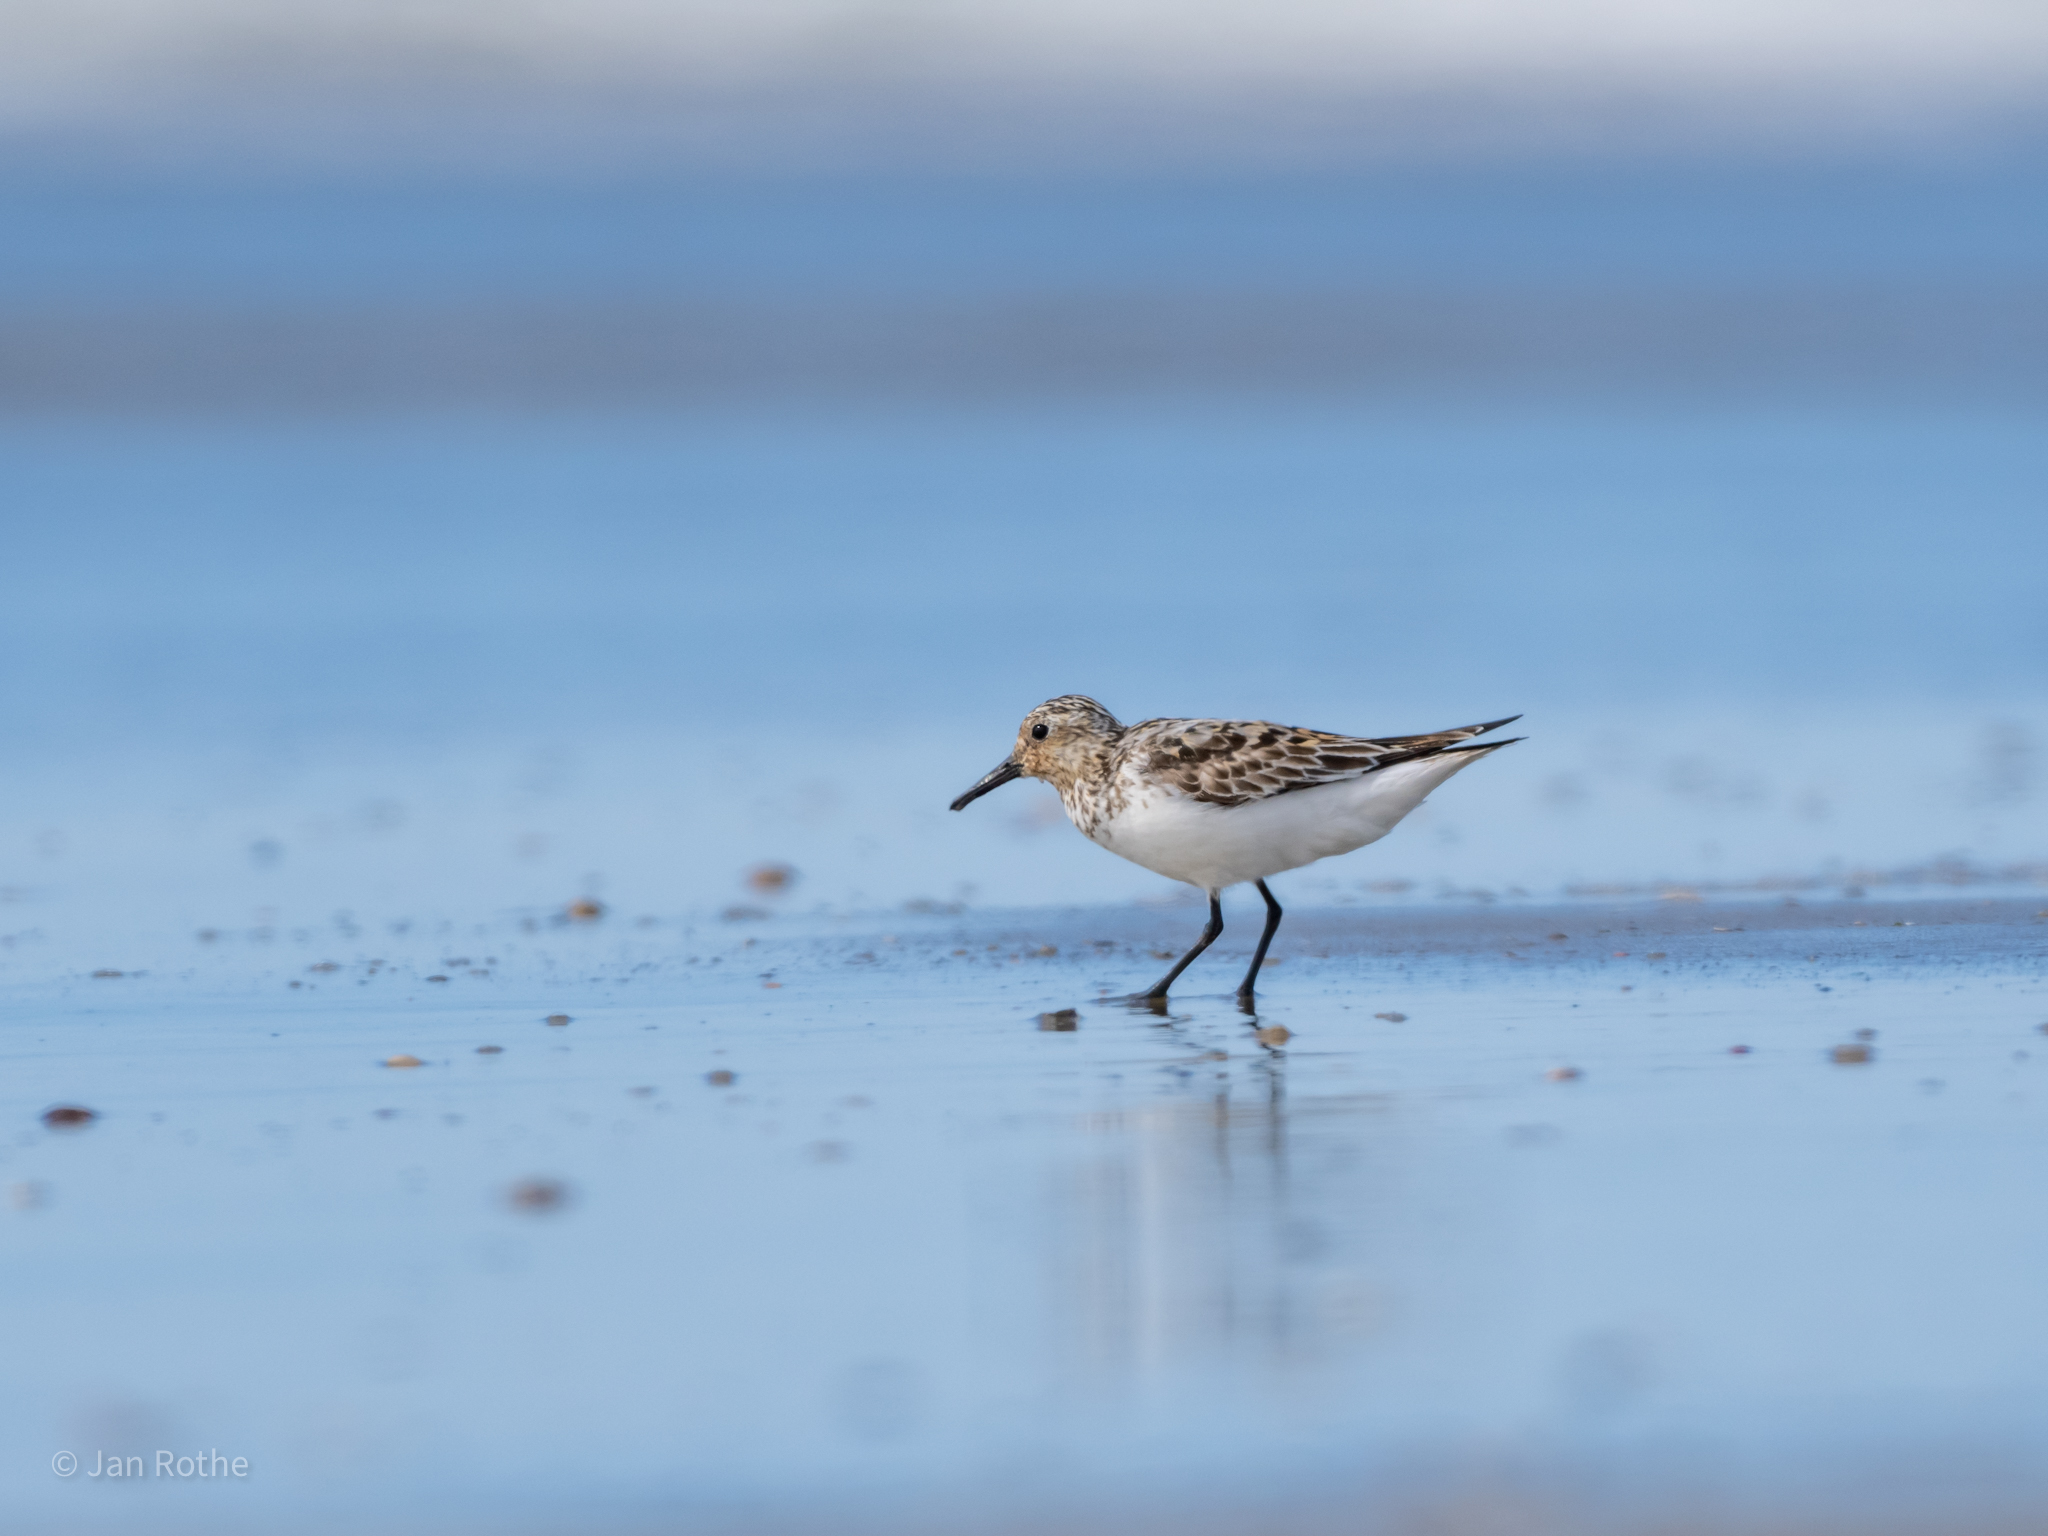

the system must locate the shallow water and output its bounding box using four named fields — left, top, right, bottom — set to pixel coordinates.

left=5, top=166, right=2045, bottom=913
left=5, top=162, right=2047, bottom=1532
left=8, top=894, right=2048, bottom=1533
left=4, top=399, right=2044, bottom=929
